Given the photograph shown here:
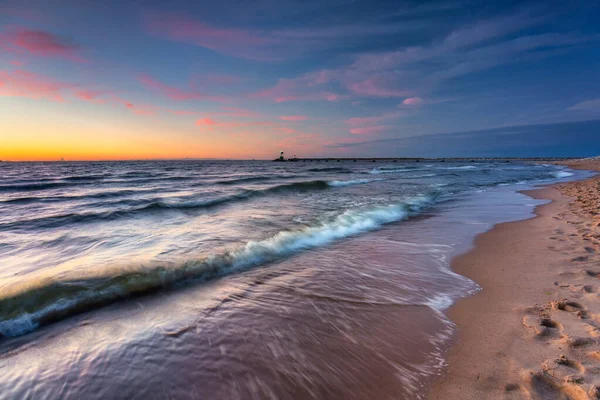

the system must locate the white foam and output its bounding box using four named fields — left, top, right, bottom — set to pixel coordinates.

left=233, top=197, right=433, bottom=266
left=0, top=195, right=437, bottom=338
left=369, top=168, right=409, bottom=175
left=443, top=165, right=477, bottom=170
left=328, top=178, right=383, bottom=187
left=554, top=171, right=574, bottom=178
